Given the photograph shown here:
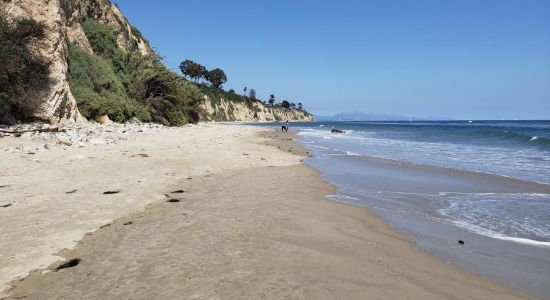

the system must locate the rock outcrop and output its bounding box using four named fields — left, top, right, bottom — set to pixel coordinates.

left=202, top=97, right=314, bottom=122
left=1, top=0, right=149, bottom=124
